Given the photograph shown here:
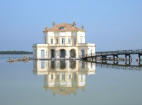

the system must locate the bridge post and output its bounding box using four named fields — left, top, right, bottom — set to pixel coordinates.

left=101, top=55, right=107, bottom=63
left=113, top=55, right=119, bottom=64
left=125, top=54, right=131, bottom=65
left=91, top=54, right=93, bottom=61
left=129, top=54, right=132, bottom=64
left=125, top=54, right=128, bottom=65
left=94, top=56, right=97, bottom=62
left=138, top=54, right=142, bottom=65
left=113, top=55, right=115, bottom=61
